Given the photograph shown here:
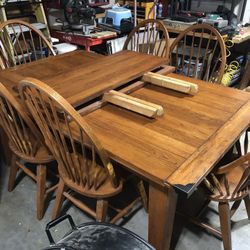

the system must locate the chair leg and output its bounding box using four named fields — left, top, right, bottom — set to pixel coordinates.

left=8, top=154, right=18, bottom=192
left=52, top=178, right=65, bottom=220
left=96, top=199, right=108, bottom=222
left=137, top=180, right=148, bottom=212
left=37, top=165, right=46, bottom=220
left=244, top=195, right=250, bottom=220
left=218, top=202, right=232, bottom=250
